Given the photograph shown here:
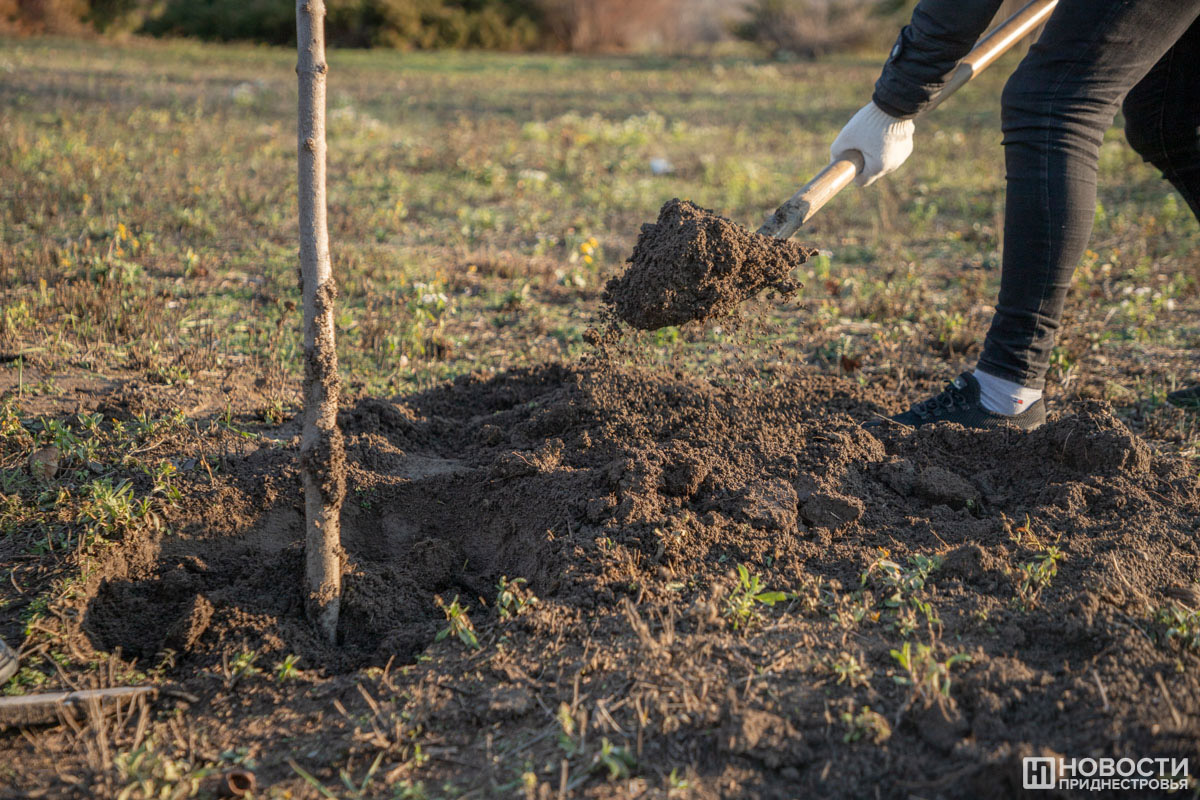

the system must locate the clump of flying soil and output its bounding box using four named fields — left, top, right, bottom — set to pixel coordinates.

left=65, top=353, right=1200, bottom=797
left=603, top=198, right=817, bottom=330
